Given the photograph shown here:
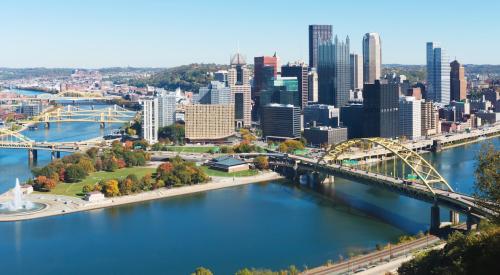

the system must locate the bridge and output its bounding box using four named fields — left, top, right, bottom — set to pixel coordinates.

left=261, top=138, right=498, bottom=232
left=0, top=128, right=104, bottom=163
left=32, top=104, right=136, bottom=128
